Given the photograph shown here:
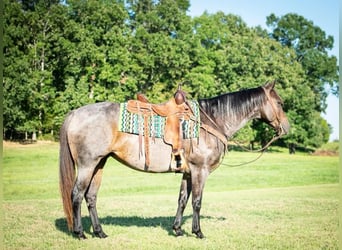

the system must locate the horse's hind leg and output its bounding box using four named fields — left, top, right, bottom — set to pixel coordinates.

left=173, top=173, right=192, bottom=236
left=72, top=167, right=94, bottom=239
left=85, top=158, right=108, bottom=238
